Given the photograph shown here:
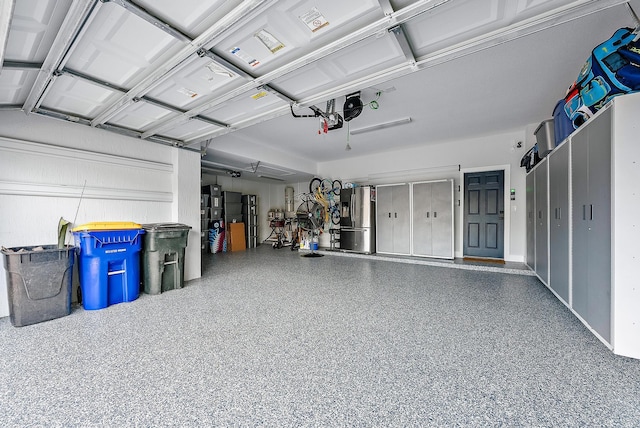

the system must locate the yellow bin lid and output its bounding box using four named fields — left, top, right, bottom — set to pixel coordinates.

left=72, top=221, right=142, bottom=232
